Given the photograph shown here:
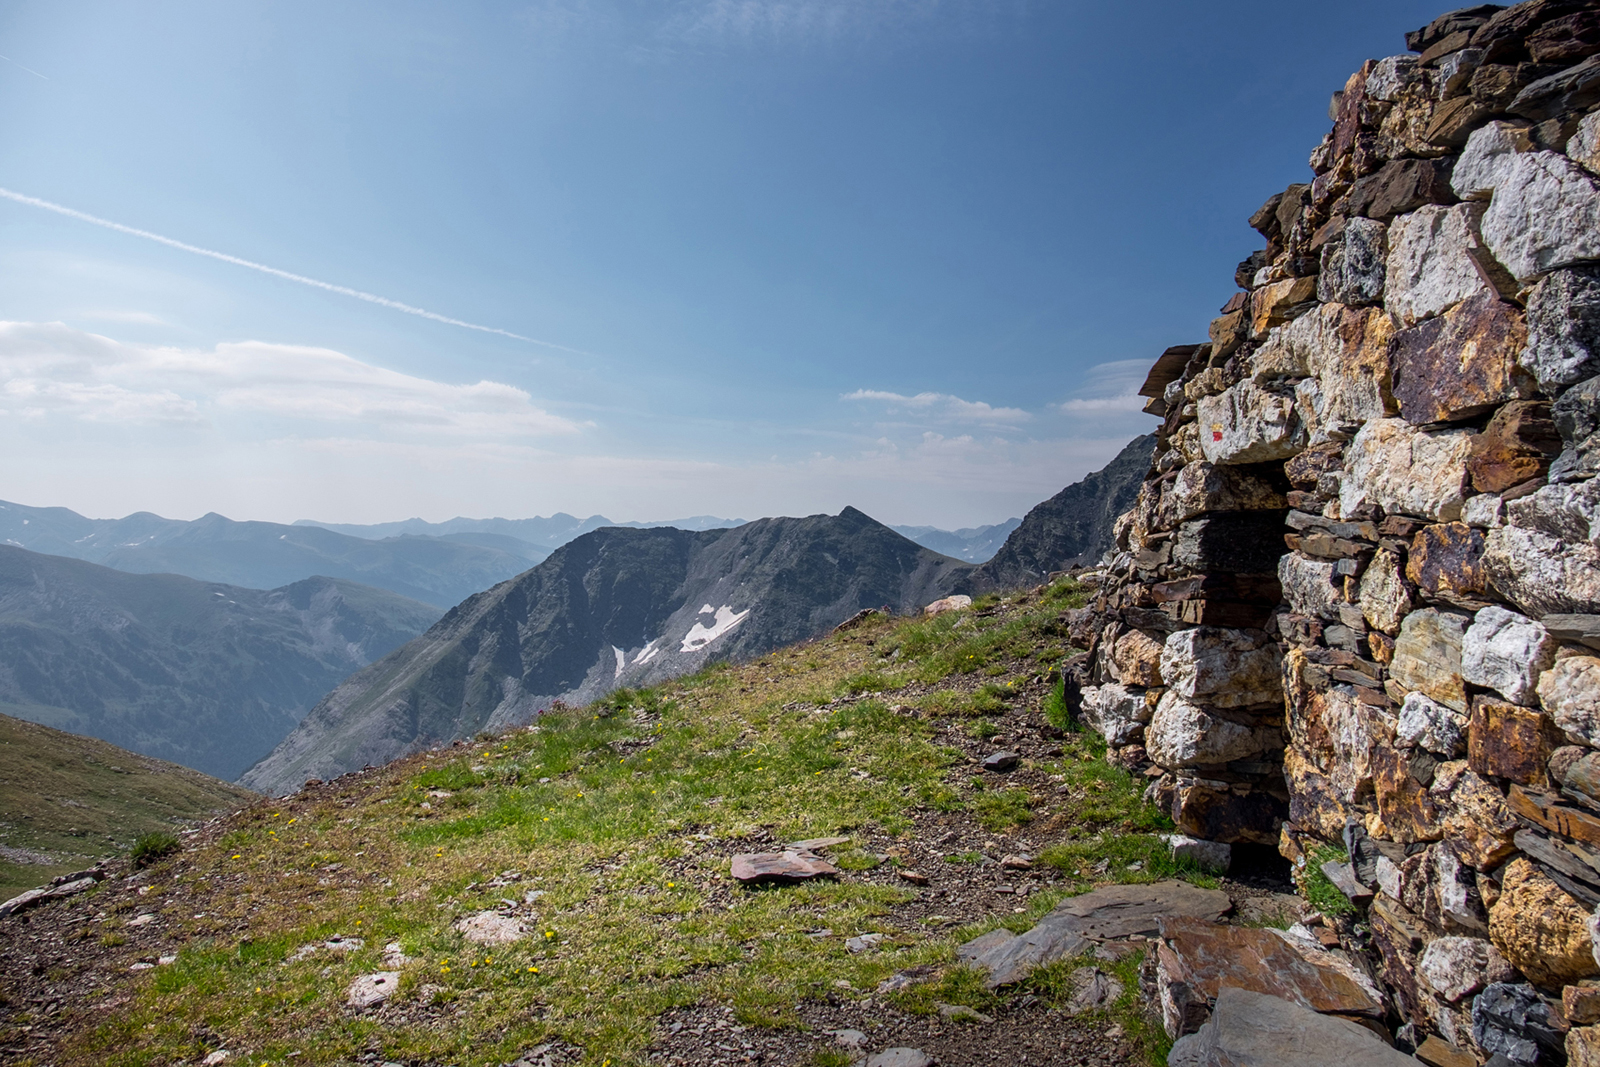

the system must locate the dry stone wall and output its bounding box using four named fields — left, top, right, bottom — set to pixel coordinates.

left=1071, top=2, right=1600, bottom=1061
